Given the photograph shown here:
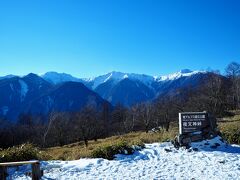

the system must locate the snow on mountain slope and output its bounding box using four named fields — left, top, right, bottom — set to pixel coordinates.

left=1, top=70, right=205, bottom=88
left=9, top=136, right=240, bottom=179
left=18, top=79, right=28, bottom=101
left=0, top=70, right=209, bottom=118
left=87, top=69, right=207, bottom=106
left=88, top=71, right=155, bottom=89
left=86, top=69, right=206, bottom=90
left=156, top=69, right=206, bottom=81
left=41, top=72, right=82, bottom=85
